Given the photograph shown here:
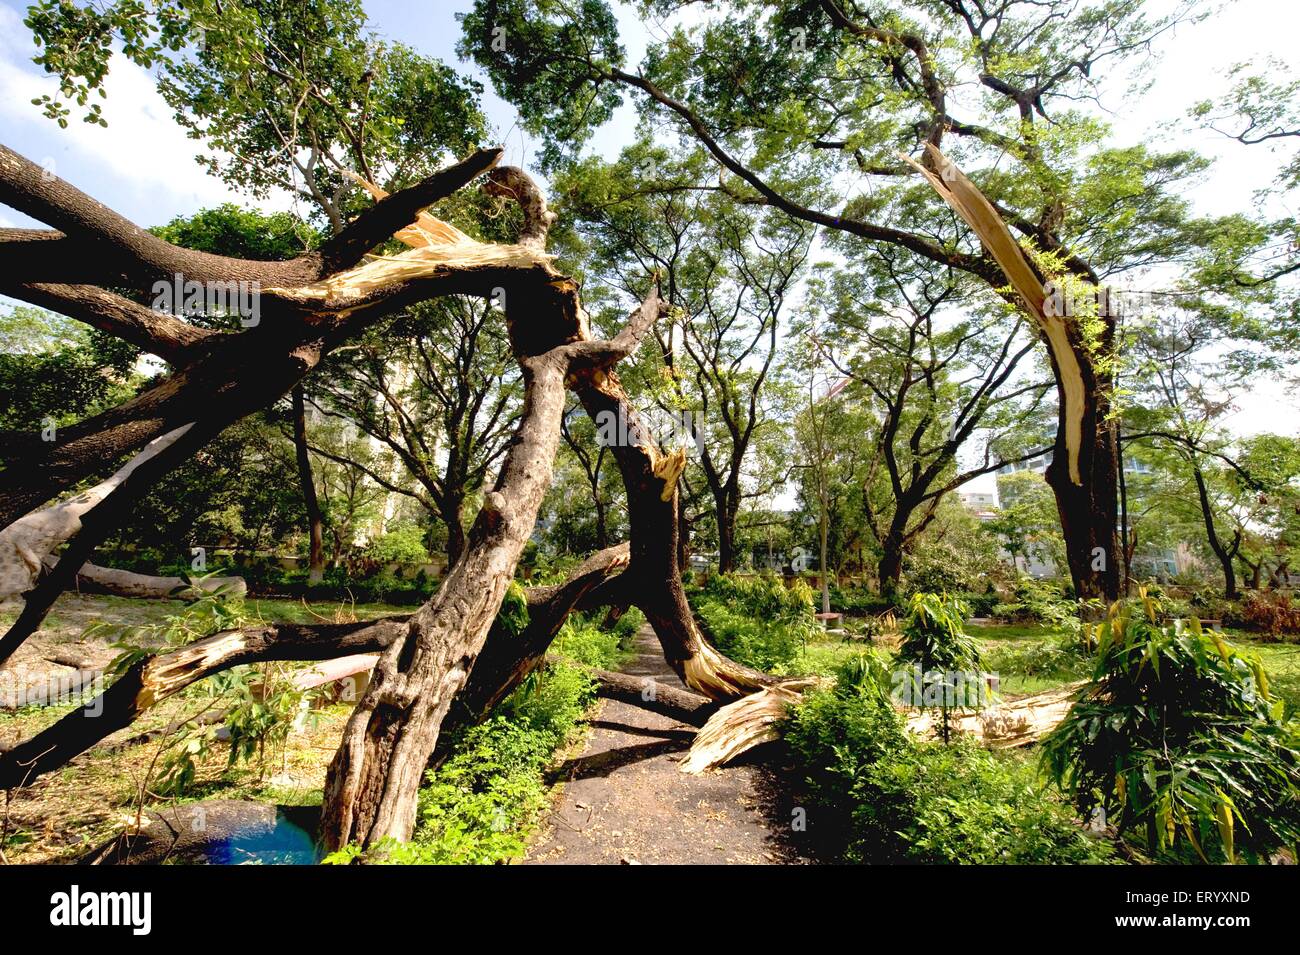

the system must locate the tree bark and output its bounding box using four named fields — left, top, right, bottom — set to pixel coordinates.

left=1192, top=464, right=1240, bottom=599
left=715, top=492, right=737, bottom=575
left=440, top=492, right=467, bottom=570
left=0, top=617, right=408, bottom=789
left=291, top=386, right=327, bottom=584
left=877, top=537, right=904, bottom=601
left=907, top=146, right=1120, bottom=602
left=73, top=562, right=246, bottom=599
left=318, top=346, right=573, bottom=850
left=571, top=365, right=776, bottom=699
left=1044, top=398, right=1121, bottom=603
